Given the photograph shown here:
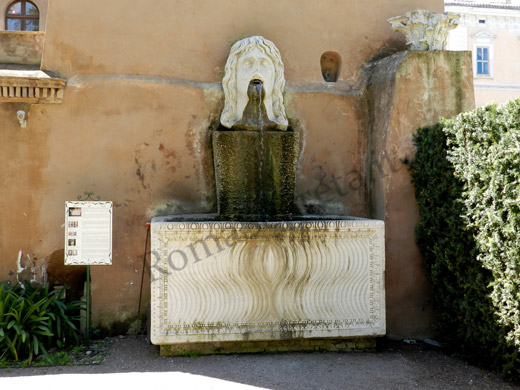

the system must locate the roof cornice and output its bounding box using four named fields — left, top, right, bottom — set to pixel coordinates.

left=445, top=2, right=520, bottom=10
